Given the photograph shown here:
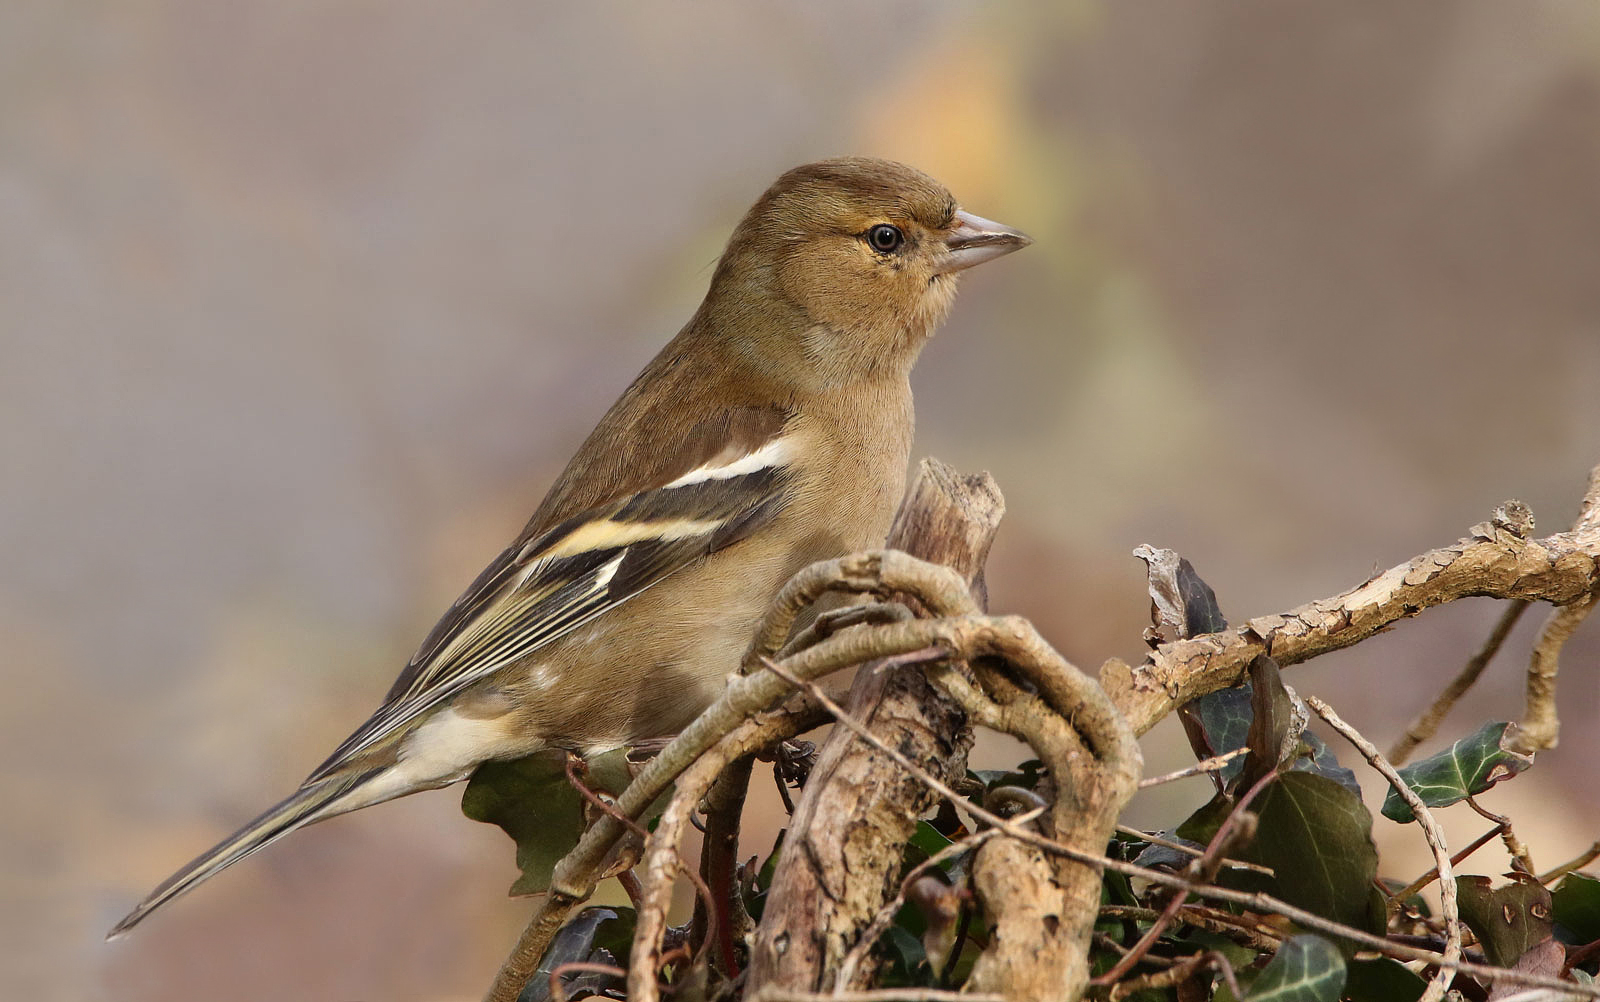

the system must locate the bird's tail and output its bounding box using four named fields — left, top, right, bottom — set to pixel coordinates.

left=107, top=770, right=377, bottom=939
